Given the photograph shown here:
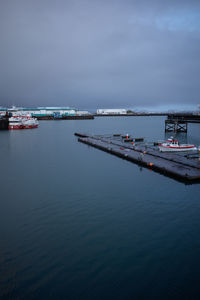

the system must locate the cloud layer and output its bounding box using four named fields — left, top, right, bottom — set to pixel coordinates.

left=0, top=0, right=200, bottom=109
